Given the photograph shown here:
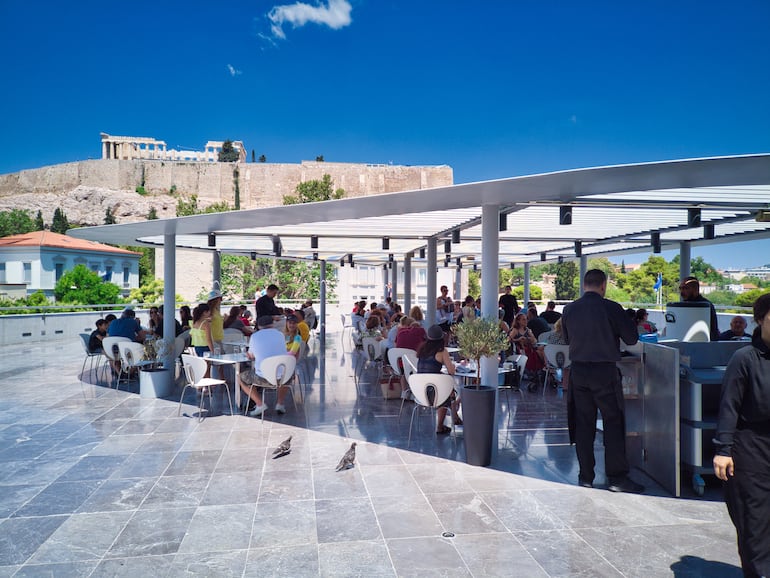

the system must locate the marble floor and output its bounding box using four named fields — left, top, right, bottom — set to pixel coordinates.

left=0, top=335, right=743, bottom=577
